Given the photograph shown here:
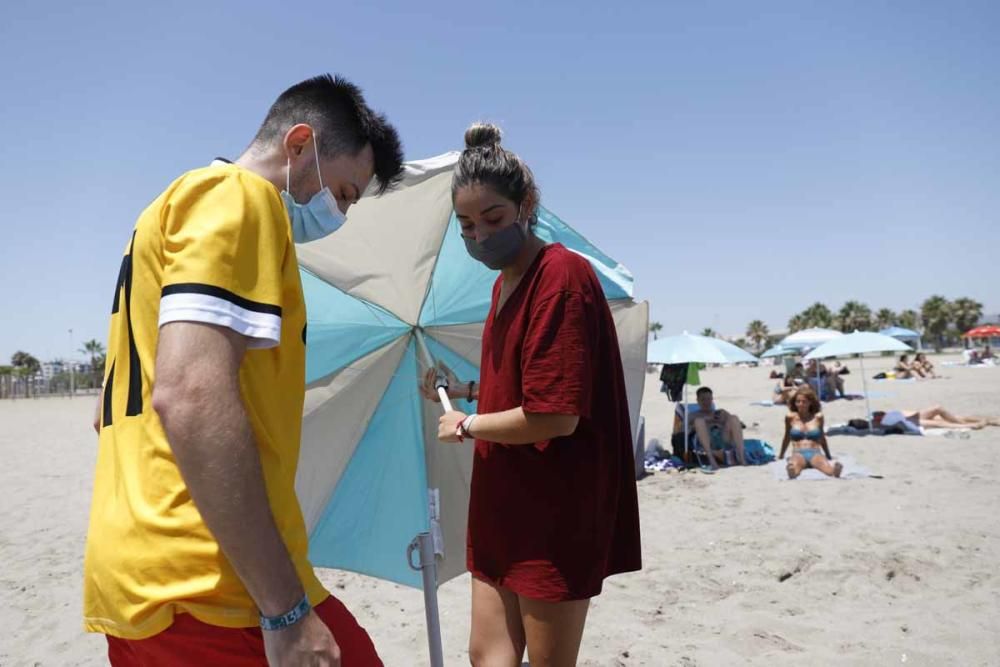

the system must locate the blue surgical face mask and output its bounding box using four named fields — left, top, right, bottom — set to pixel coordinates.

left=281, top=136, right=347, bottom=244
